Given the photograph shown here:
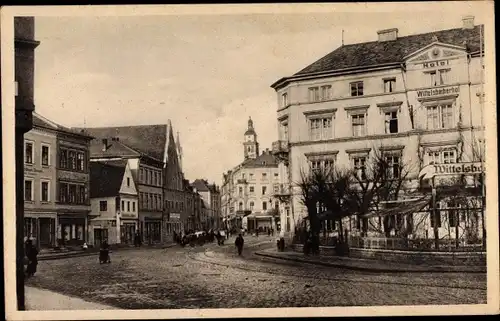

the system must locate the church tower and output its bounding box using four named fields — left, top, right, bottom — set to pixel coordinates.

left=243, top=116, right=259, bottom=160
